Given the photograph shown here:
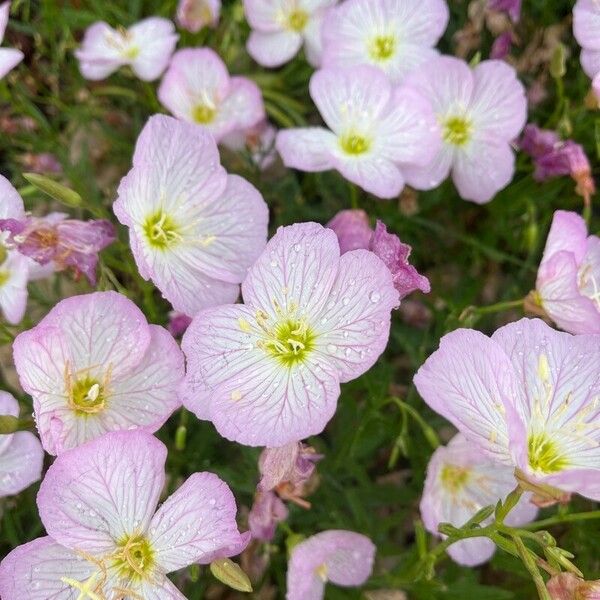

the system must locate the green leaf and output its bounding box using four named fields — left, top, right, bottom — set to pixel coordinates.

left=22, top=173, right=82, bottom=207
